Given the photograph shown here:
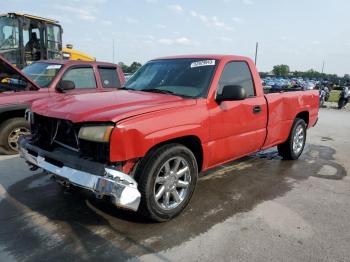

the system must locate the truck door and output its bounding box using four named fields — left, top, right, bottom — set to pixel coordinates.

left=208, top=61, right=267, bottom=166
